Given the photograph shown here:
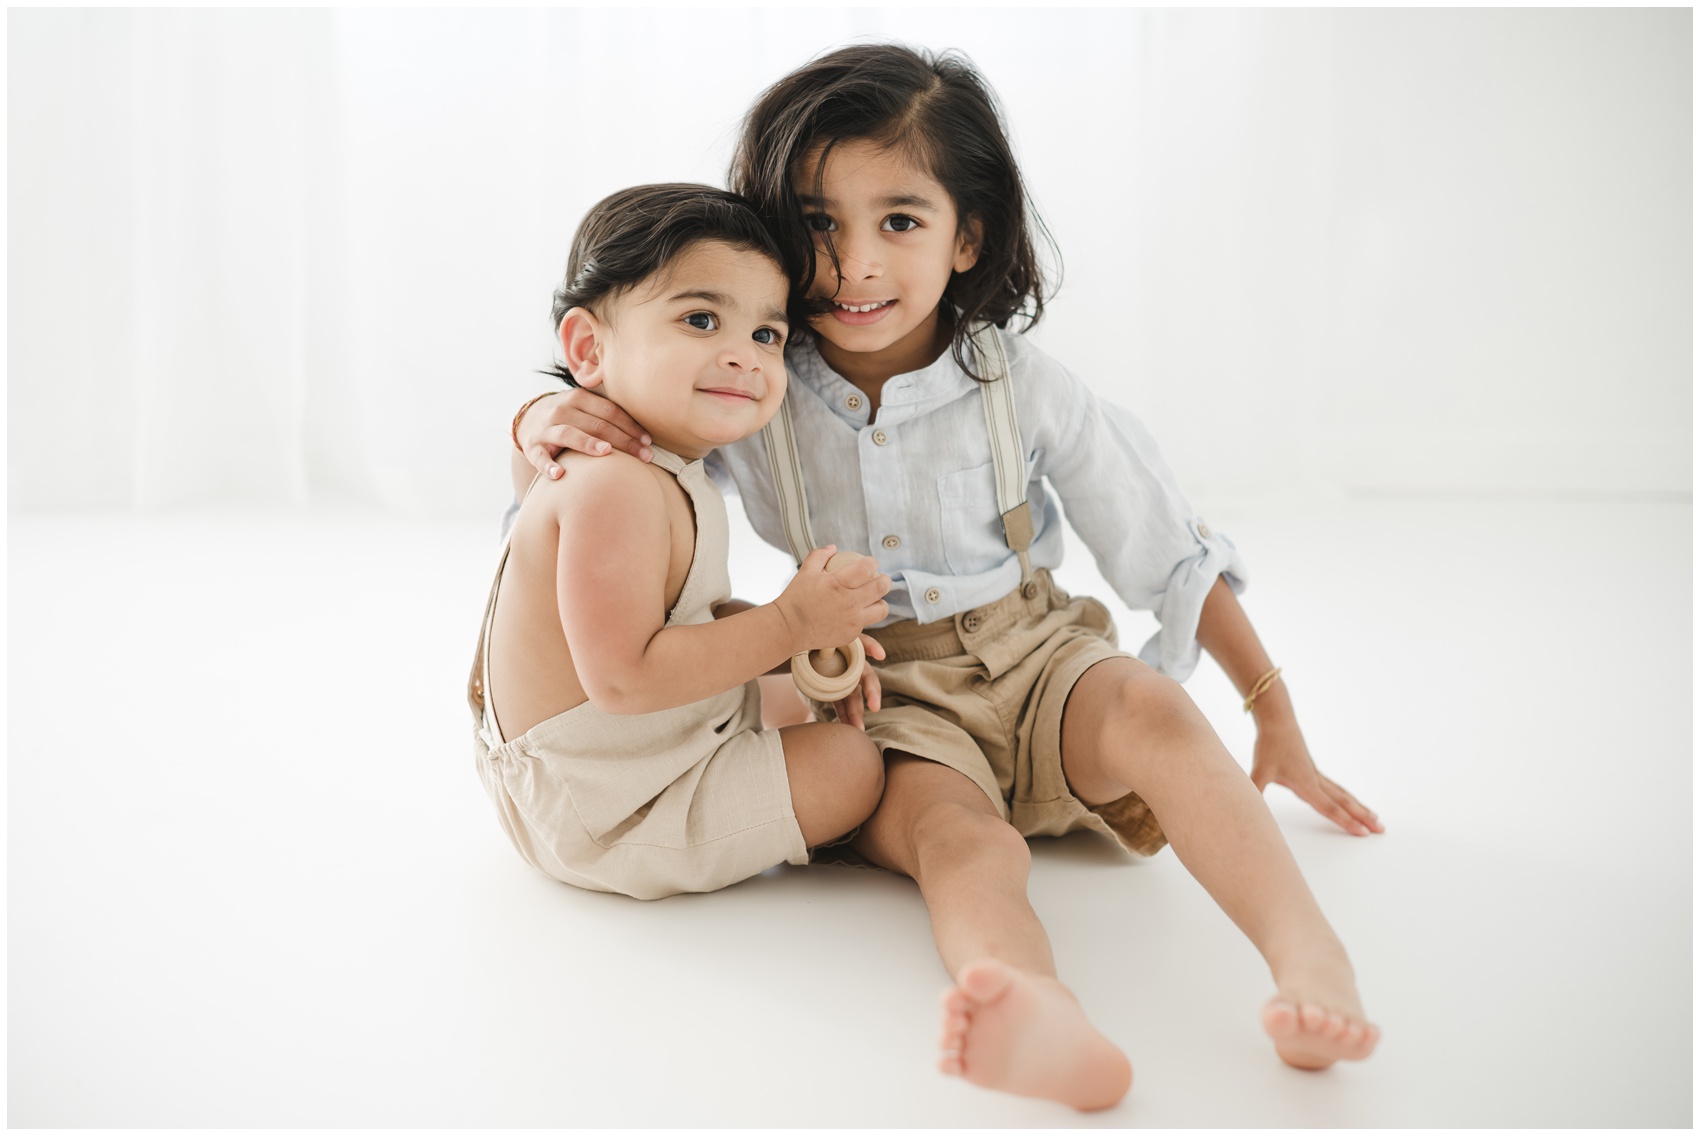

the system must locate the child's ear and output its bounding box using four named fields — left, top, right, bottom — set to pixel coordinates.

left=953, top=217, right=984, bottom=274
left=558, top=306, right=608, bottom=390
